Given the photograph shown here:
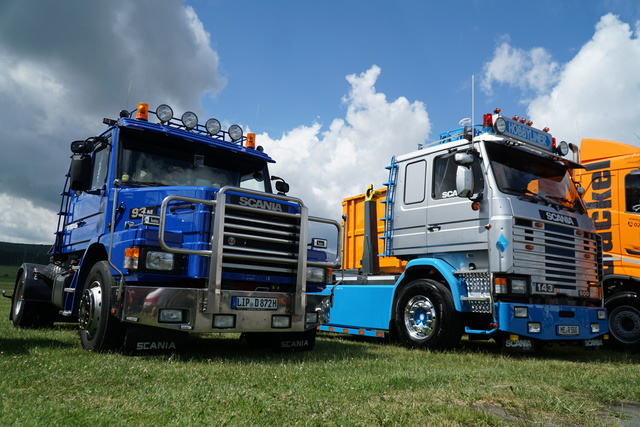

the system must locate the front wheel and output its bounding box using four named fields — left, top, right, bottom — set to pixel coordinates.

left=78, top=261, right=125, bottom=352
left=607, top=298, right=640, bottom=350
left=394, top=279, right=463, bottom=350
